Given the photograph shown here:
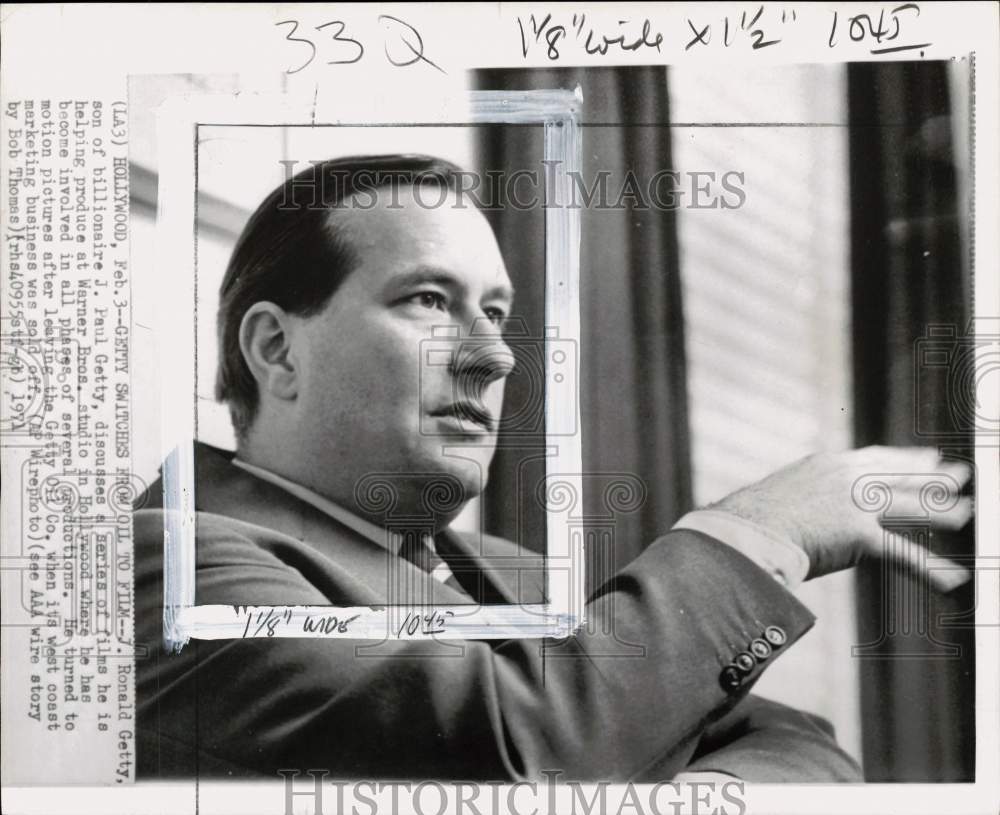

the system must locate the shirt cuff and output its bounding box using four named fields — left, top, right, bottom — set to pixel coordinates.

left=672, top=509, right=810, bottom=590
